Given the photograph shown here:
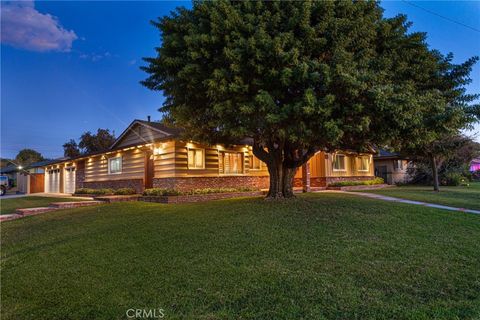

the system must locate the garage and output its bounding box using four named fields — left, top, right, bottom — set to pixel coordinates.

left=47, top=168, right=60, bottom=193
left=64, top=167, right=76, bottom=194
